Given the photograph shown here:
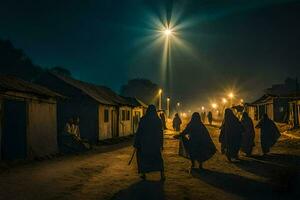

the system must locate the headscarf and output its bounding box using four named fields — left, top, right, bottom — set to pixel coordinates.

left=144, top=104, right=159, bottom=120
